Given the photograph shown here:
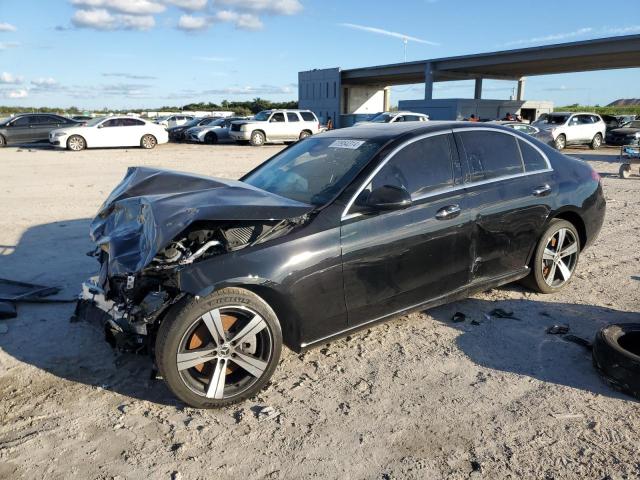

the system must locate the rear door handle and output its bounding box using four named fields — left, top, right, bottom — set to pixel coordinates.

left=532, top=184, right=551, bottom=197
left=436, top=204, right=461, bottom=220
